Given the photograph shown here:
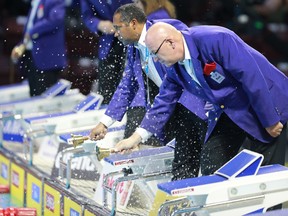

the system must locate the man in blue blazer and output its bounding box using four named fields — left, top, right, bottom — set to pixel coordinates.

left=115, top=21, right=288, bottom=176
left=80, top=0, right=132, bottom=104
left=11, top=0, right=67, bottom=96
left=89, top=4, right=207, bottom=180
